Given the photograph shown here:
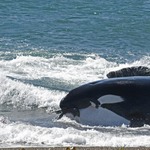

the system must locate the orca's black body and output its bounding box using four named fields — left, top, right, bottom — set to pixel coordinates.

left=59, top=66, right=150, bottom=127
